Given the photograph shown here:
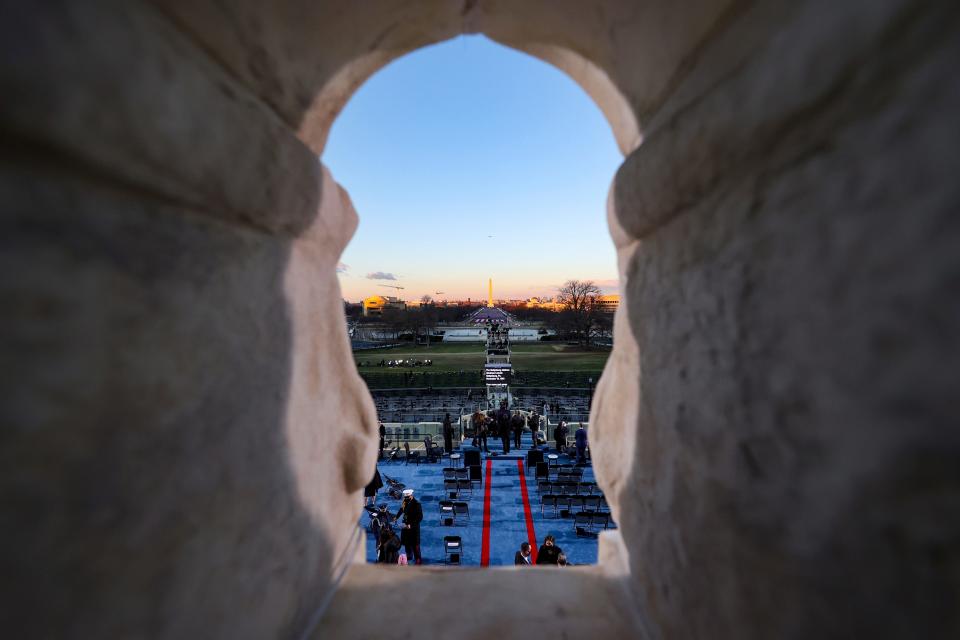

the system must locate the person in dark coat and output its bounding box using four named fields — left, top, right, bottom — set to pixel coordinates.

left=554, top=421, right=568, bottom=454
left=378, top=422, right=386, bottom=459
left=514, top=542, right=533, bottom=565
left=574, top=424, right=588, bottom=465
left=497, top=401, right=511, bottom=453
left=442, top=413, right=454, bottom=454
left=511, top=411, right=525, bottom=450
left=379, top=527, right=401, bottom=564
left=535, top=535, right=563, bottom=565
left=396, top=488, right=423, bottom=564
left=364, top=466, right=383, bottom=506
